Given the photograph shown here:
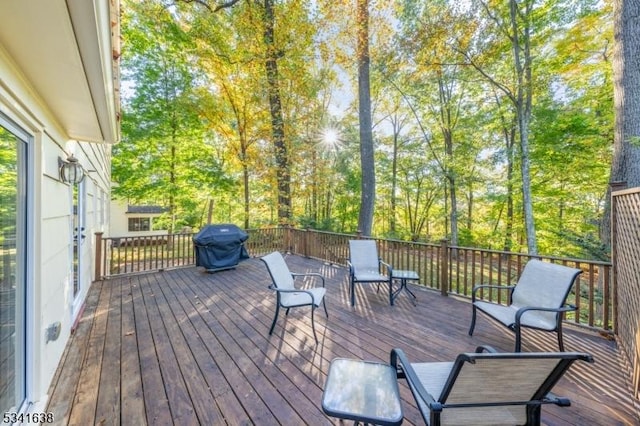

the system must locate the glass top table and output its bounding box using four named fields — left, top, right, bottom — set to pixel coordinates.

left=391, top=269, right=419, bottom=305
left=322, top=358, right=403, bottom=425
